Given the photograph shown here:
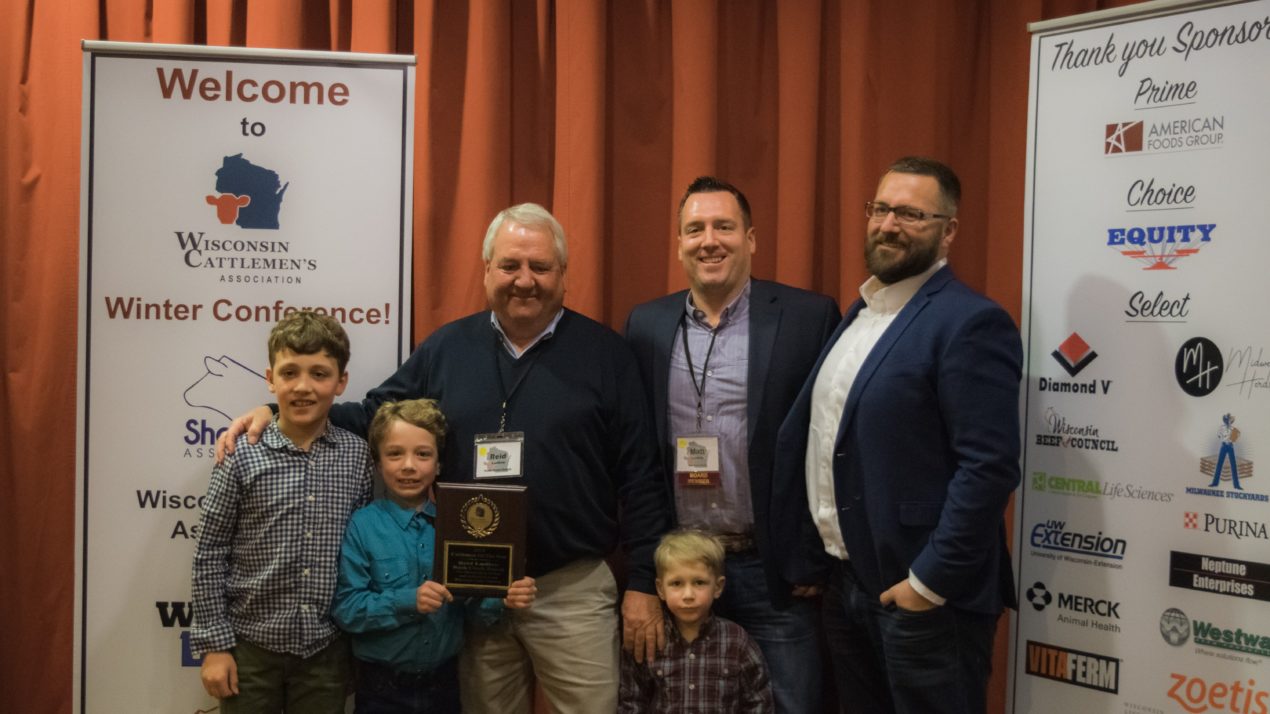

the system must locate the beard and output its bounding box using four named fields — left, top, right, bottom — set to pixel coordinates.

left=865, top=230, right=941, bottom=284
